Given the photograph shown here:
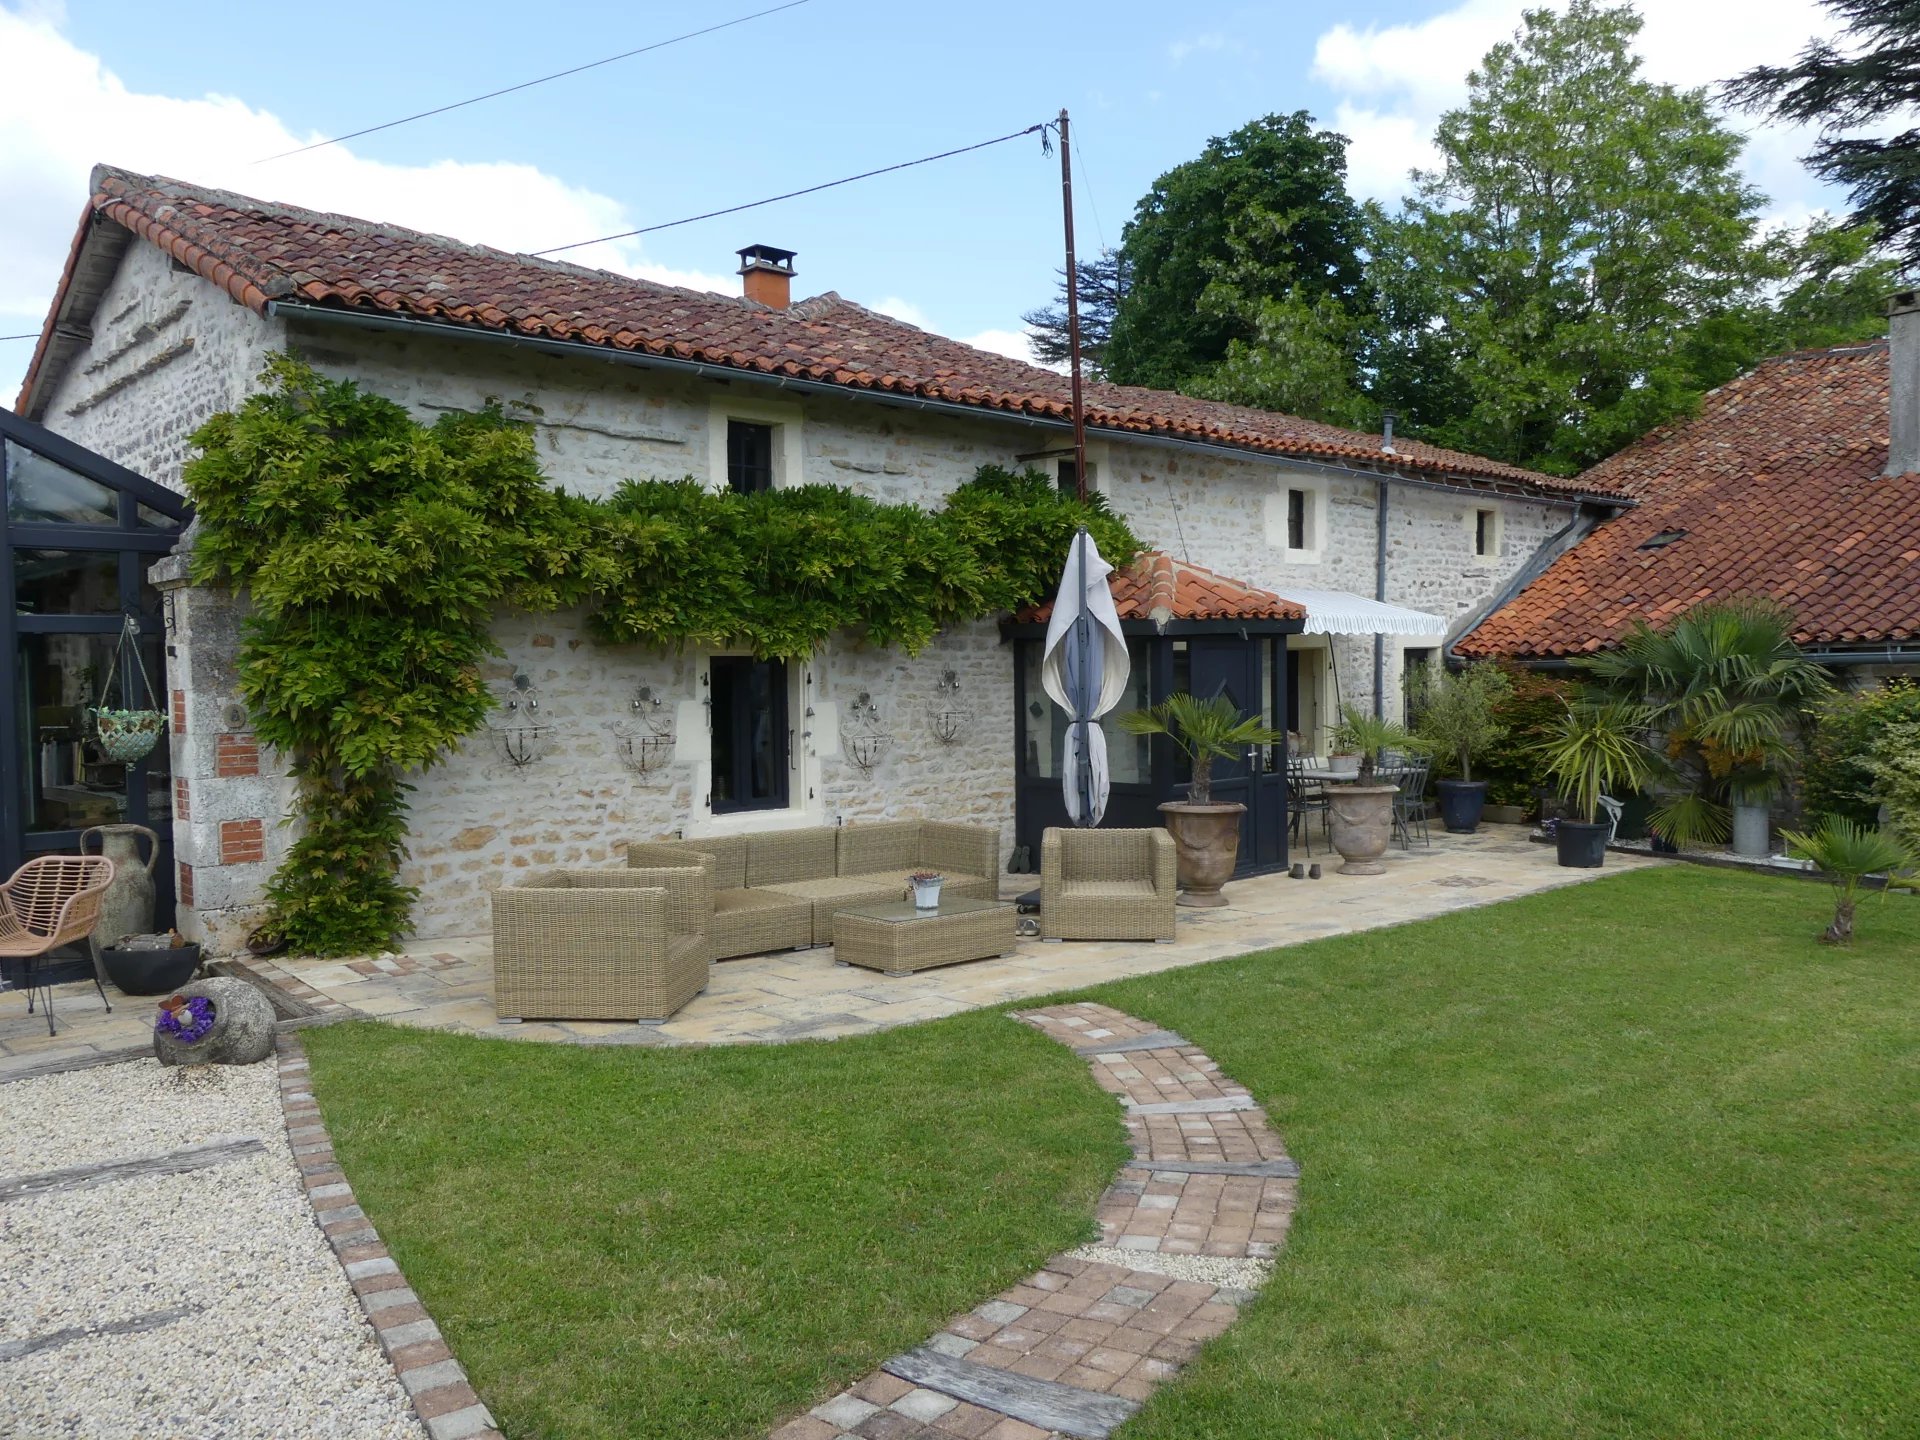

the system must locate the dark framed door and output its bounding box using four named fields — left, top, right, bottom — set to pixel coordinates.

left=0, top=412, right=190, bottom=928
left=1187, top=637, right=1288, bottom=873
